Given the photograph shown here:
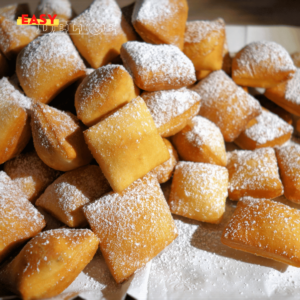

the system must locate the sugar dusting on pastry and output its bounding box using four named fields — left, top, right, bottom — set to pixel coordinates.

left=142, top=88, right=201, bottom=128
left=184, top=19, right=224, bottom=44
left=276, top=144, right=300, bottom=178
left=36, top=0, right=72, bottom=19
left=285, top=69, right=300, bottom=104
left=233, top=41, right=296, bottom=77
left=121, top=41, right=196, bottom=86
left=243, top=110, right=293, bottom=145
